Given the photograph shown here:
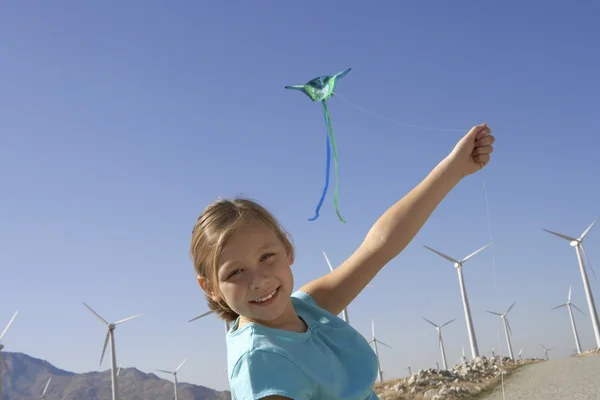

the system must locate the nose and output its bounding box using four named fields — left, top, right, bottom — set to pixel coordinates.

left=249, top=269, right=271, bottom=291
